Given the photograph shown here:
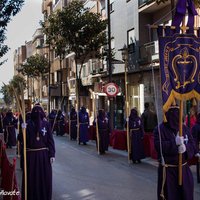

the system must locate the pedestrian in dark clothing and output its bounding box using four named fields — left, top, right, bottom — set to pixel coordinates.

left=141, top=102, right=158, bottom=133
